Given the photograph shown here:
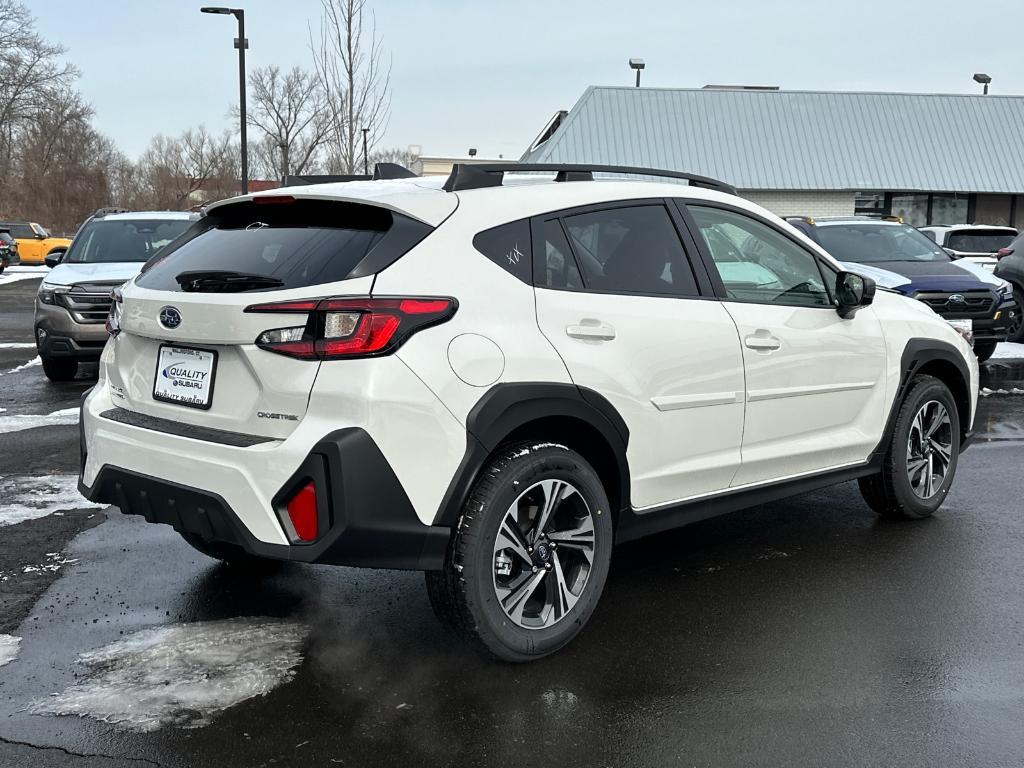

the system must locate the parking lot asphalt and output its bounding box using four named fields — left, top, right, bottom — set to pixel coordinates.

left=1, top=273, right=1023, bottom=767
